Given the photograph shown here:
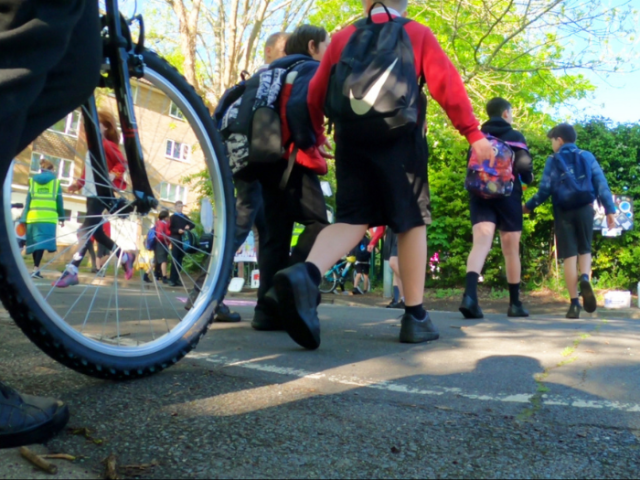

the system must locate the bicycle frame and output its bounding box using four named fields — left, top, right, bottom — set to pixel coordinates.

left=83, top=0, right=157, bottom=215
